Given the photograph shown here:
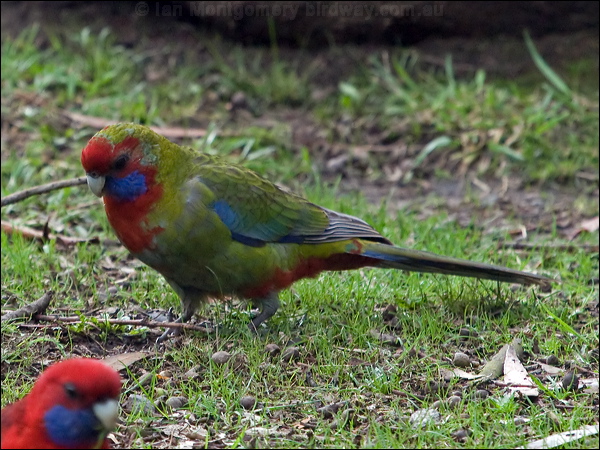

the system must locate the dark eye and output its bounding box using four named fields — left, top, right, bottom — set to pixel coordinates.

left=64, top=382, right=79, bottom=400
left=113, top=154, right=129, bottom=171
